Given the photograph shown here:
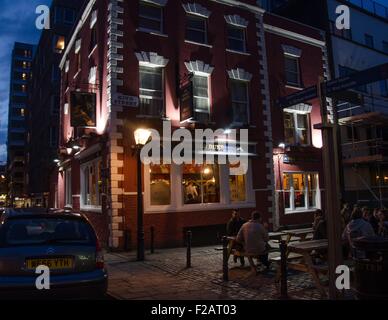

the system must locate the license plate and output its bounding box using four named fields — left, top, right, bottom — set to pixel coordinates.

left=26, top=258, right=74, bottom=270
